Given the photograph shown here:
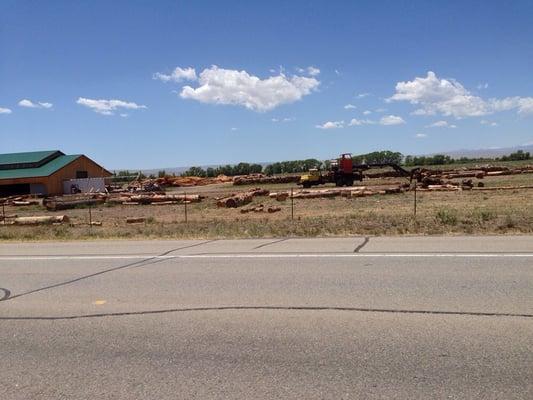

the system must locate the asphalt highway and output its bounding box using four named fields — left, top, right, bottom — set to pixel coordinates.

left=1, top=236, right=532, bottom=399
